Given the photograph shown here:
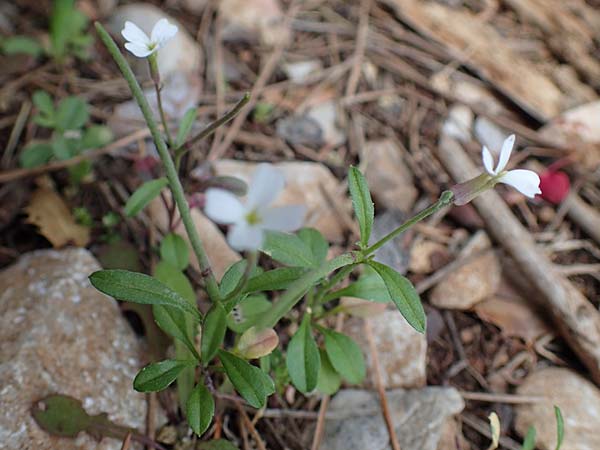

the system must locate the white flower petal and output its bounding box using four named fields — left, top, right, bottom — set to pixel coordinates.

left=204, top=189, right=245, bottom=224
left=261, top=205, right=306, bottom=232
left=482, top=146, right=495, bottom=175
left=496, top=134, right=515, bottom=173
left=498, top=169, right=541, bottom=198
left=124, top=42, right=153, bottom=58
left=151, top=18, right=178, bottom=48
left=246, top=163, right=286, bottom=209
left=228, top=223, right=264, bottom=251
left=121, top=21, right=150, bottom=45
